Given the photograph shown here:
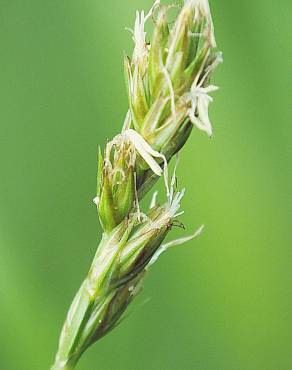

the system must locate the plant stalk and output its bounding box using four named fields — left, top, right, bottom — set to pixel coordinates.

left=52, top=235, right=111, bottom=370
